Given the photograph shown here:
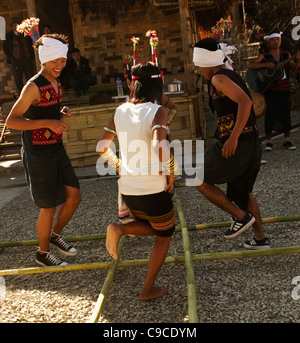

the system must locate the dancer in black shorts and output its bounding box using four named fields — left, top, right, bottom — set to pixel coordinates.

left=193, top=38, right=270, bottom=249
left=6, top=33, right=81, bottom=266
